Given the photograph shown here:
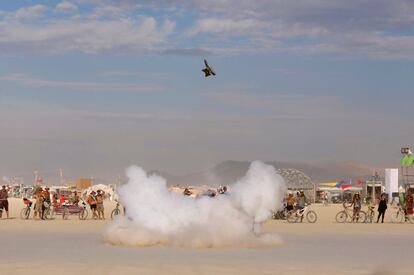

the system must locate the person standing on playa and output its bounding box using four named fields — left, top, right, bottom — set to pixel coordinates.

left=351, top=193, right=362, bottom=222
left=406, top=190, right=413, bottom=220
left=34, top=187, right=44, bottom=220
left=377, top=193, right=387, bottom=223
left=323, top=192, right=329, bottom=206
left=96, top=190, right=105, bottom=220
left=0, top=185, right=9, bottom=219
left=87, top=191, right=98, bottom=219
left=41, top=187, right=51, bottom=220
